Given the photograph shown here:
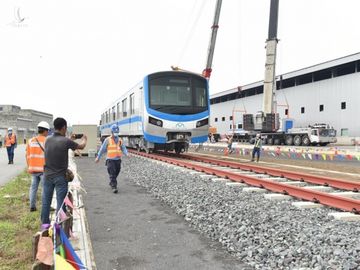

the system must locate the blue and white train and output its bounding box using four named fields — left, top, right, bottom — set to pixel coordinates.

left=100, top=71, right=209, bottom=154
